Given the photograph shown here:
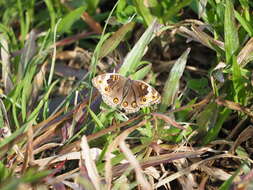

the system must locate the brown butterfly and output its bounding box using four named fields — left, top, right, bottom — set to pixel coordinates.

left=92, top=73, right=161, bottom=113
